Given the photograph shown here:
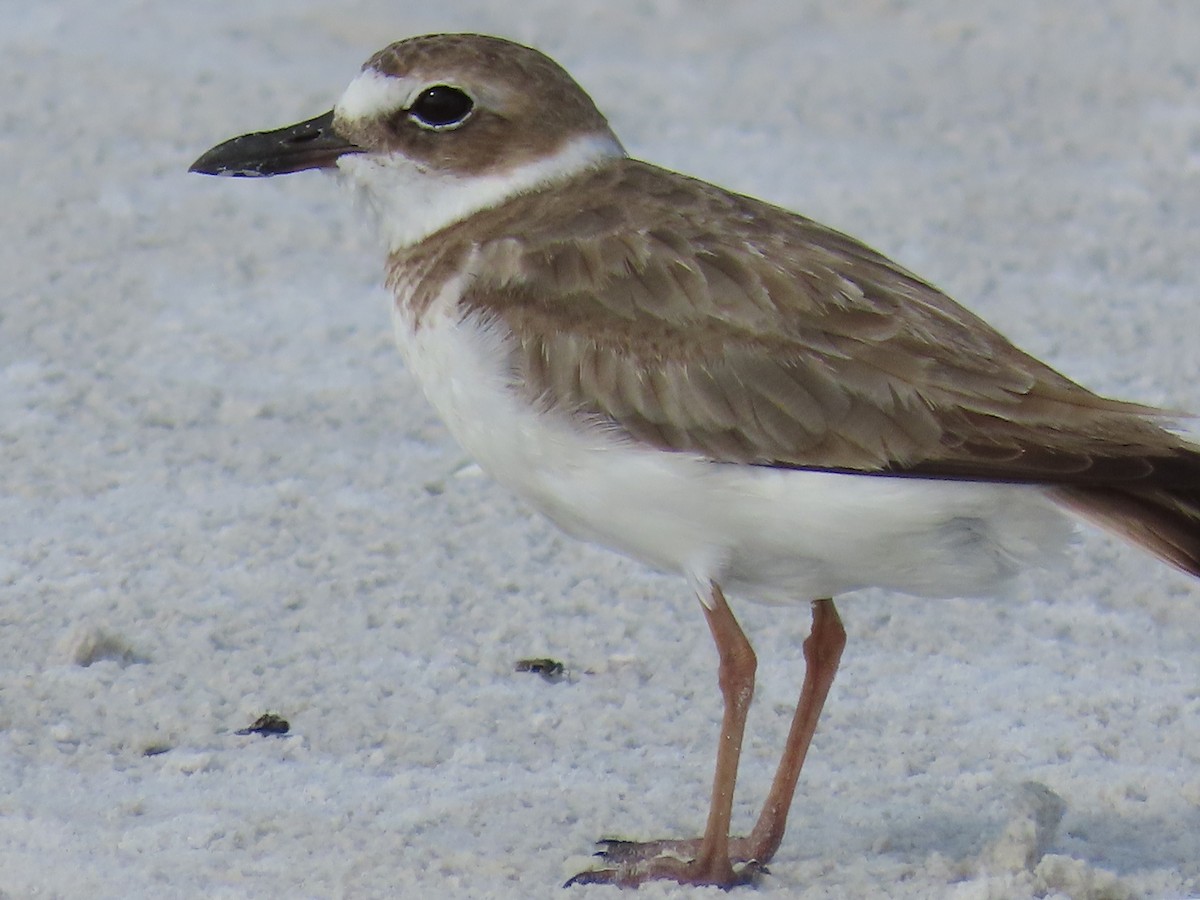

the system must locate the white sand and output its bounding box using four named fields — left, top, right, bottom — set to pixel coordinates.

left=2, top=2, right=1199, bottom=897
